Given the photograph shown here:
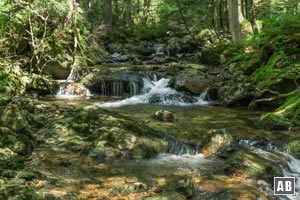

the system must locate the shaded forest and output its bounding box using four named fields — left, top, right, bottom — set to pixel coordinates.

left=1, top=0, right=300, bottom=199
